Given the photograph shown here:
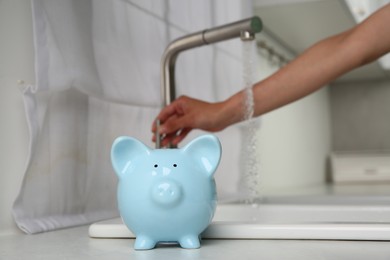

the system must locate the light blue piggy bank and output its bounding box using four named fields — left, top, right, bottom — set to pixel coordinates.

left=111, top=134, right=221, bottom=250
